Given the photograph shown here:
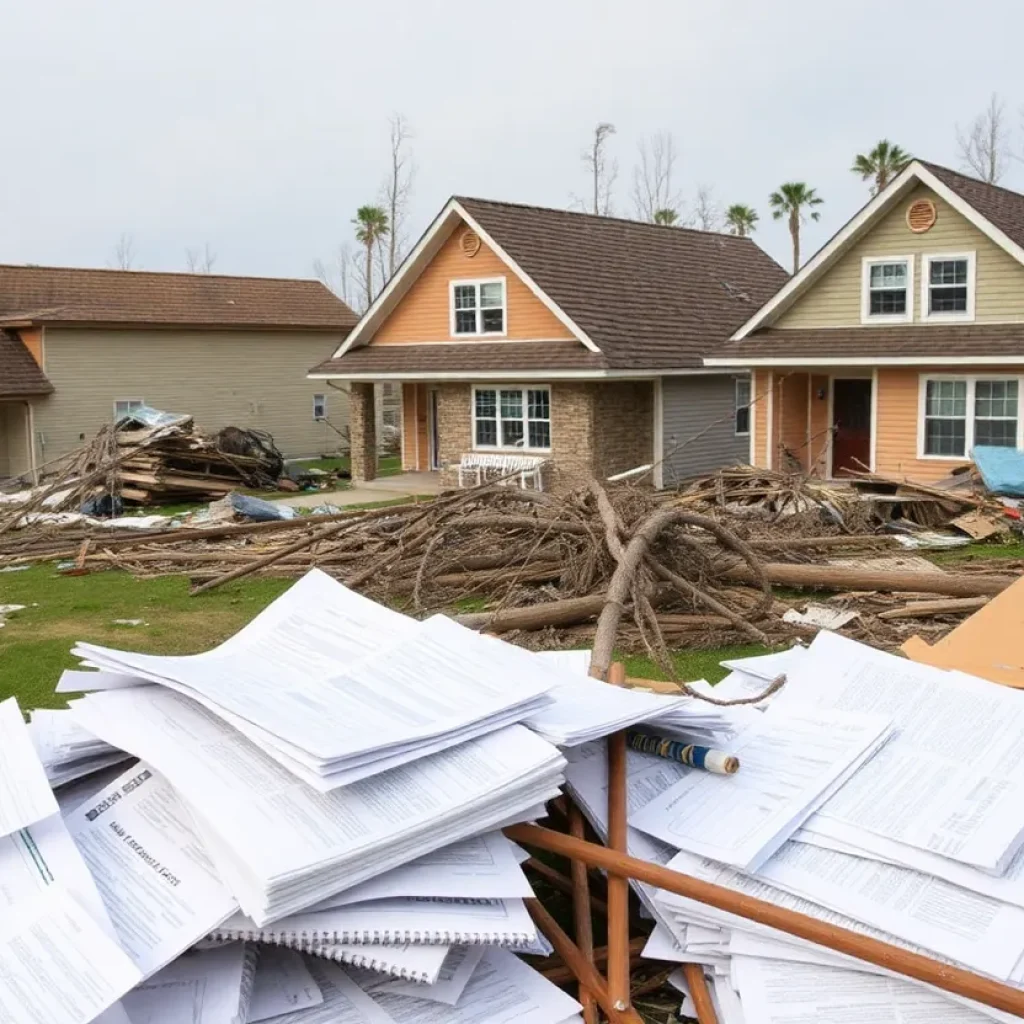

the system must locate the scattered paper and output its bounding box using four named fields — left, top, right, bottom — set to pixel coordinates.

left=0, top=696, right=59, bottom=837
